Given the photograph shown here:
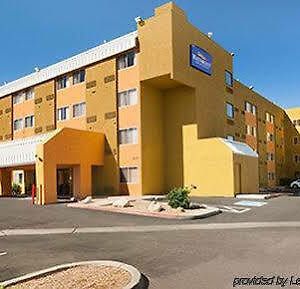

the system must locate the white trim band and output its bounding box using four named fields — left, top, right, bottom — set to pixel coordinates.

left=0, top=31, right=137, bottom=98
